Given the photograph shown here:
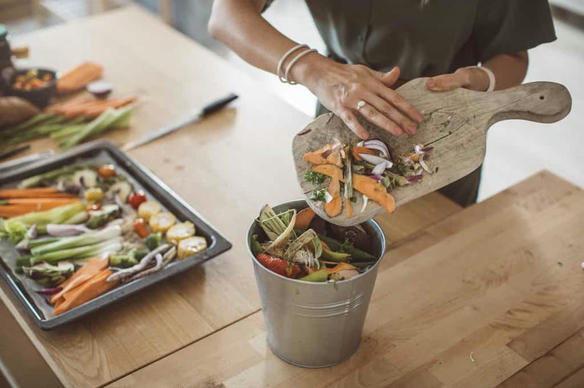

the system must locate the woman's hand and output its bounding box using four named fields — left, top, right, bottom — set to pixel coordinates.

left=426, top=67, right=491, bottom=92
left=291, top=55, right=423, bottom=139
